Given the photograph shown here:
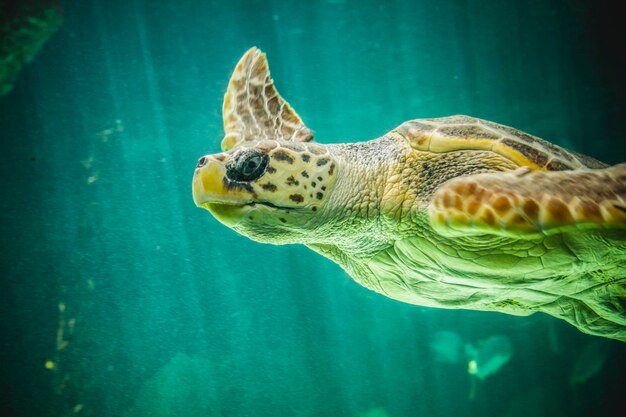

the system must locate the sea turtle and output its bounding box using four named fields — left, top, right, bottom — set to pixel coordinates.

left=192, top=48, right=626, bottom=341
